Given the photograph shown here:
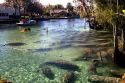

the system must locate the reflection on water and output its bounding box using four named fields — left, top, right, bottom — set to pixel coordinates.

left=0, top=19, right=114, bottom=83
